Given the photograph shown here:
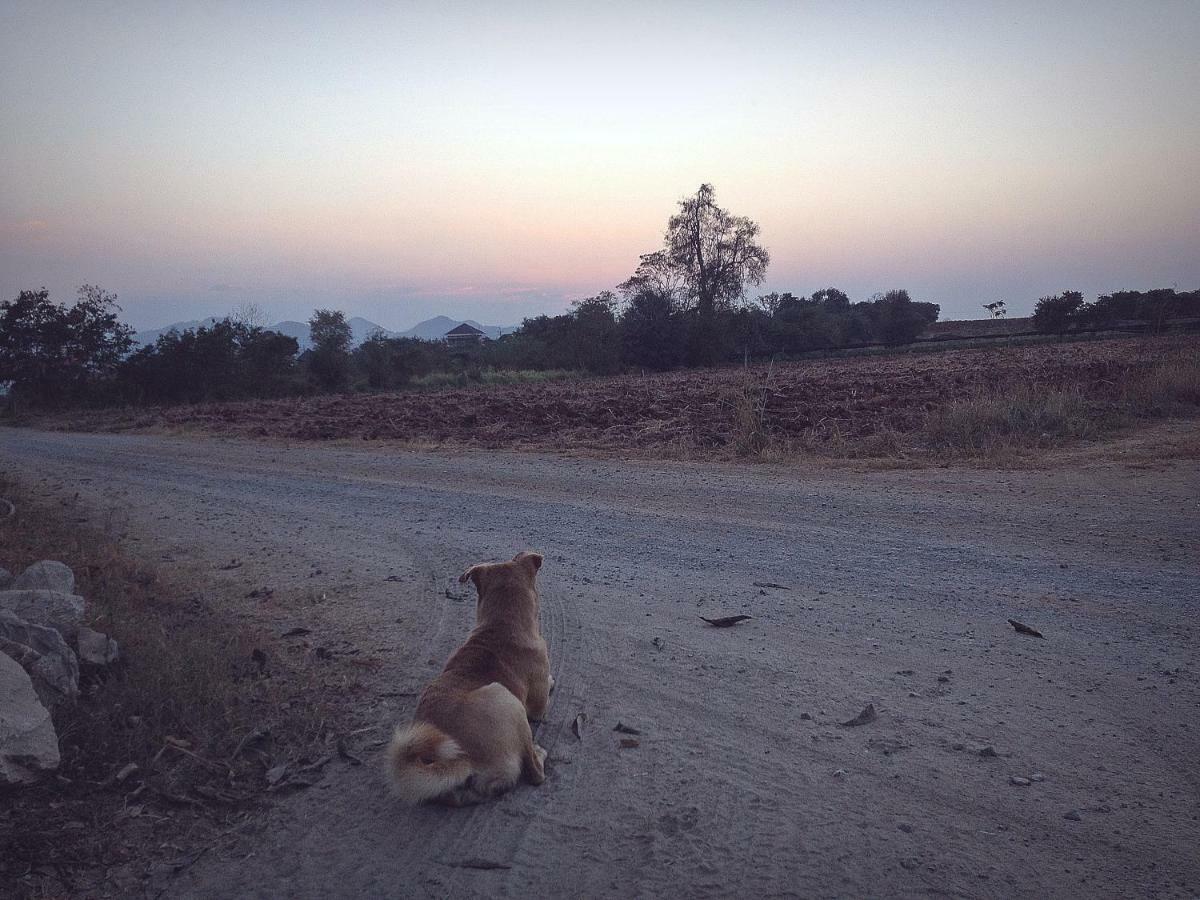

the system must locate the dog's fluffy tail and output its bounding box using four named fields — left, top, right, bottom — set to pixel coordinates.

left=386, top=721, right=472, bottom=805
